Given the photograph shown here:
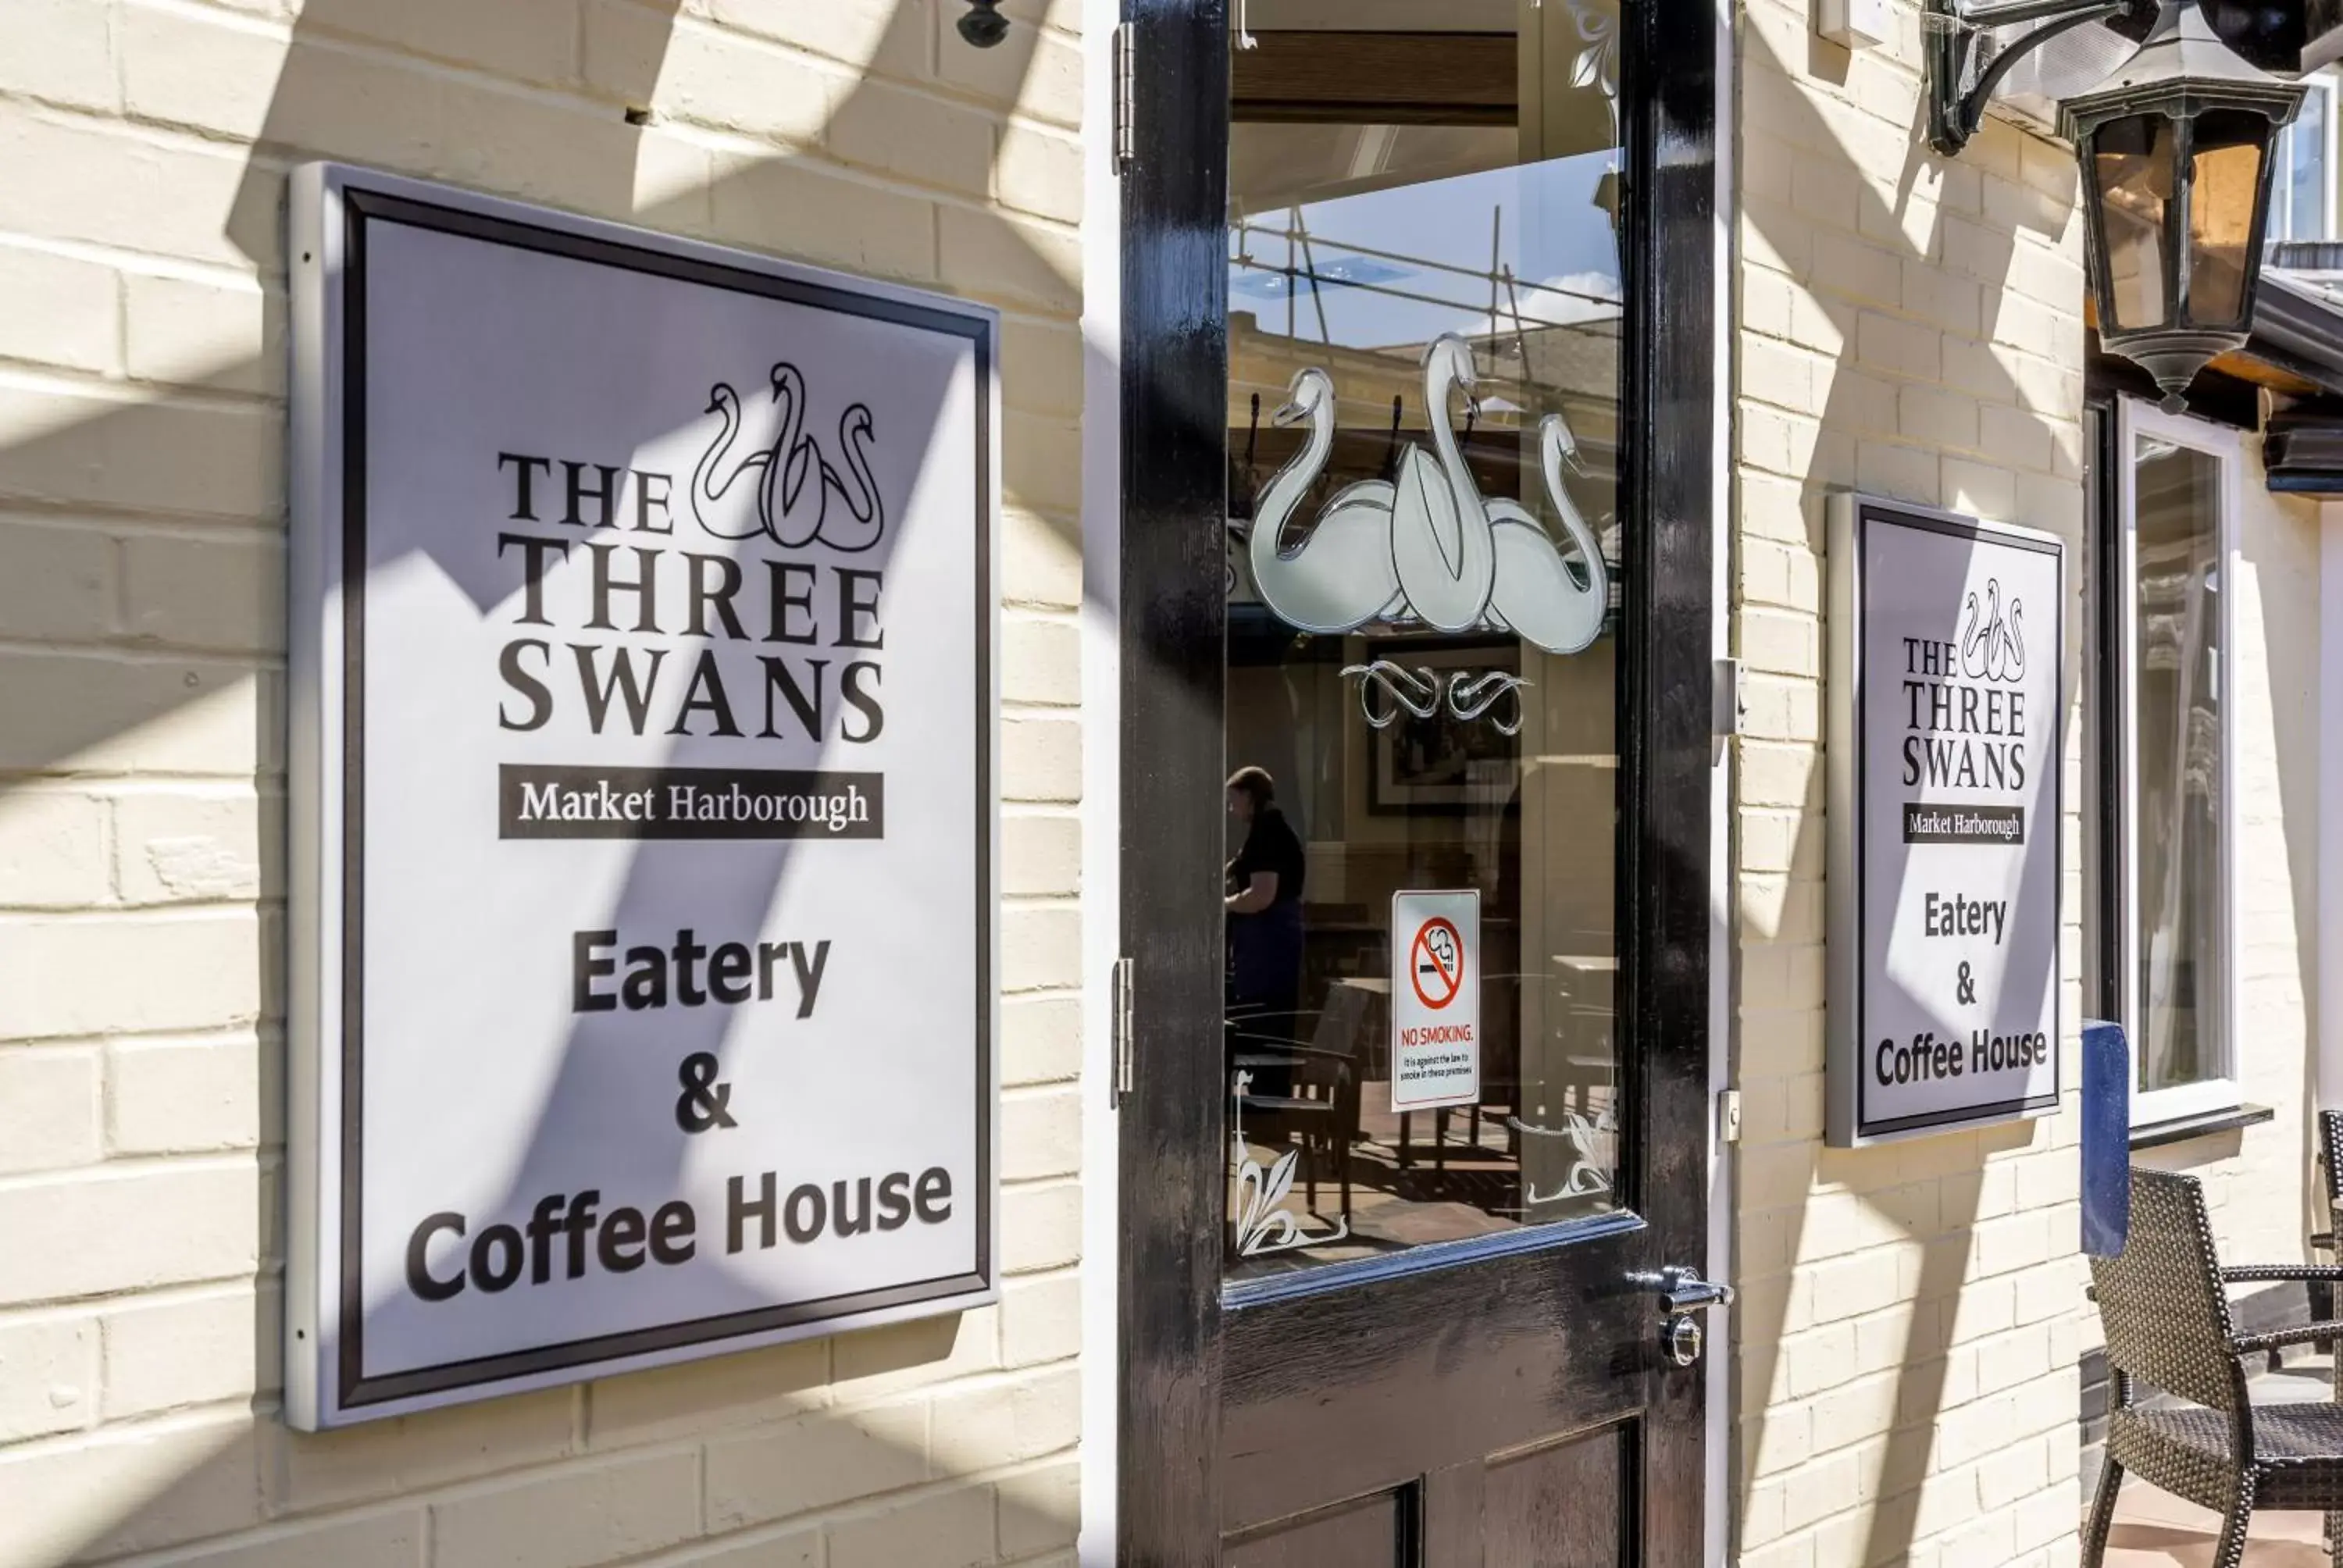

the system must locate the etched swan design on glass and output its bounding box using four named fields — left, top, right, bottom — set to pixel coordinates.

left=1390, top=336, right=1497, bottom=633
left=1486, top=410, right=1610, bottom=657
left=1240, top=335, right=1611, bottom=657
left=1246, top=366, right=1403, bottom=635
